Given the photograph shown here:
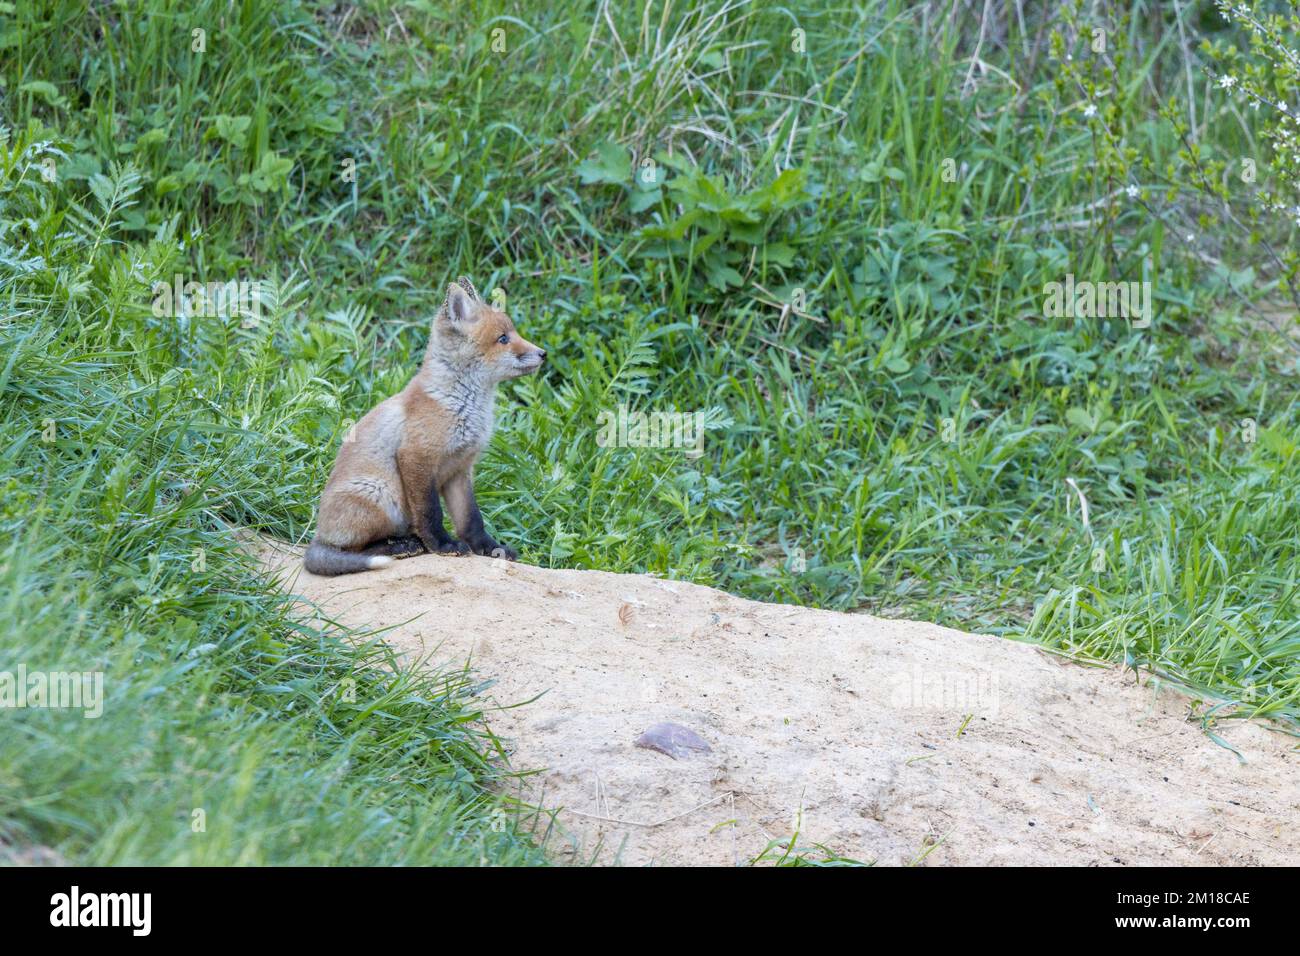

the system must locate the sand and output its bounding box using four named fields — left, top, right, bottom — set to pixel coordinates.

left=261, top=544, right=1299, bottom=866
